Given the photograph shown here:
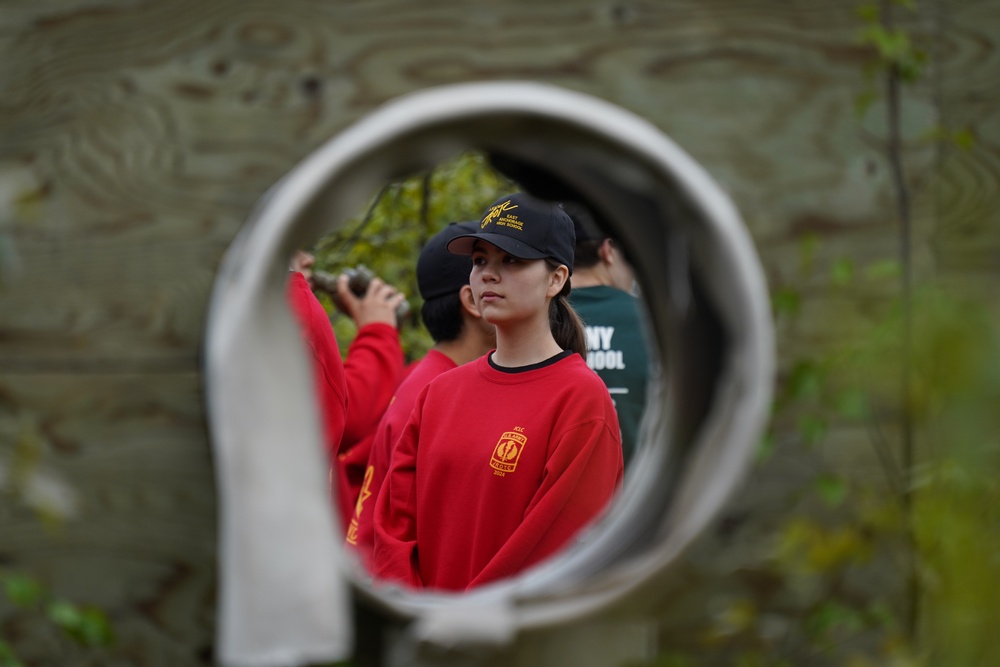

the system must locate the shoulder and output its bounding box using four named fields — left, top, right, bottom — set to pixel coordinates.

left=558, top=353, right=603, bottom=382
left=556, top=355, right=614, bottom=399
left=421, top=353, right=483, bottom=393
